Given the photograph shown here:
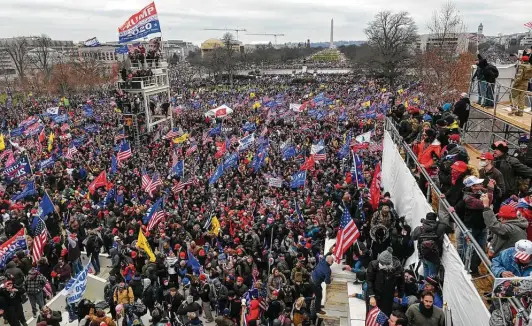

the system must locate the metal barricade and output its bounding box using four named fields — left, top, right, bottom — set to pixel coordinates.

left=384, top=117, right=527, bottom=321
